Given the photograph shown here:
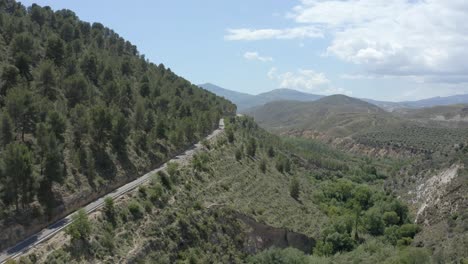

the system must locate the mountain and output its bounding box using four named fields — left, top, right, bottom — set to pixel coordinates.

left=0, top=0, right=235, bottom=251
left=402, top=94, right=468, bottom=108
left=199, top=83, right=323, bottom=111
left=246, top=94, right=399, bottom=137
left=198, top=83, right=255, bottom=108
left=201, top=83, right=468, bottom=112
left=363, top=94, right=468, bottom=111
left=255, top=88, right=324, bottom=103
left=394, top=104, right=468, bottom=128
